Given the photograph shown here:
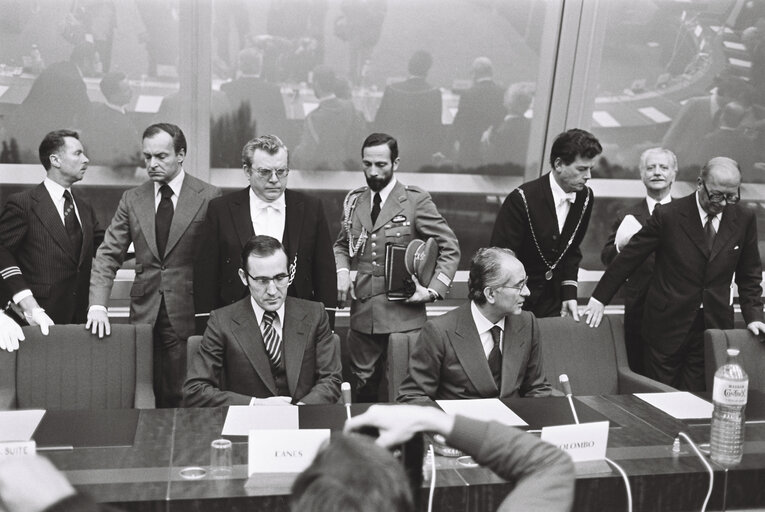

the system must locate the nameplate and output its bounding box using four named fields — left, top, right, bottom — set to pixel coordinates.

left=247, top=429, right=330, bottom=475
left=541, top=421, right=609, bottom=462
left=0, top=441, right=36, bottom=458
